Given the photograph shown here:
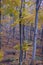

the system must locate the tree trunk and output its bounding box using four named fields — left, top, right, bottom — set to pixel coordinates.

left=19, top=22, right=23, bottom=65
left=32, top=7, right=38, bottom=60
left=19, top=0, right=23, bottom=65
left=30, top=0, right=39, bottom=65
left=32, top=0, right=42, bottom=61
